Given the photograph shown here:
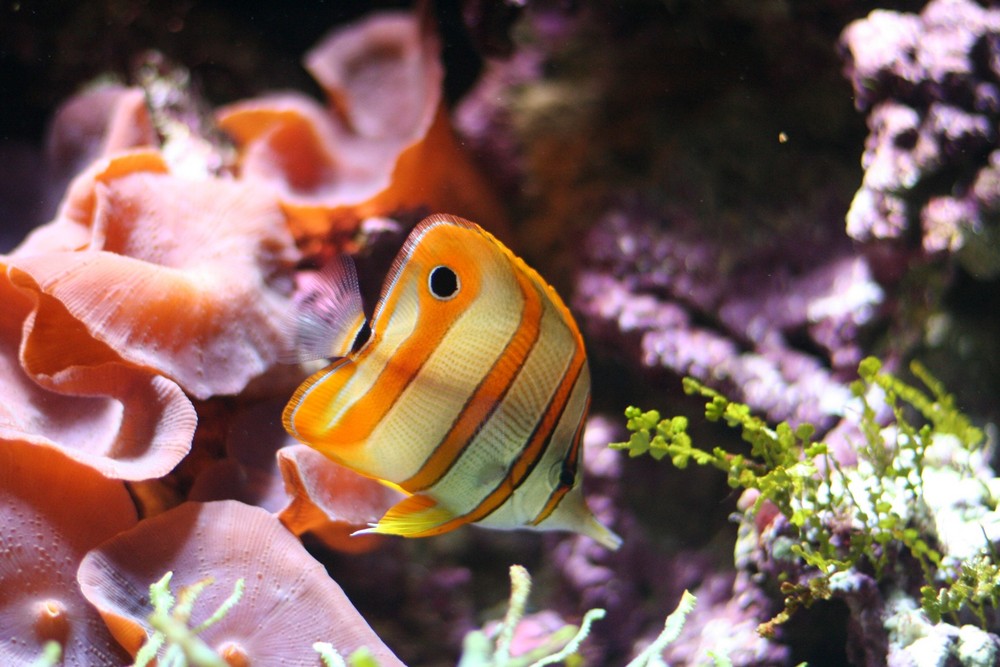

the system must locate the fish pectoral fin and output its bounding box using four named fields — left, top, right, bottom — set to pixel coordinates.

left=353, top=494, right=458, bottom=538
left=281, top=253, right=368, bottom=364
